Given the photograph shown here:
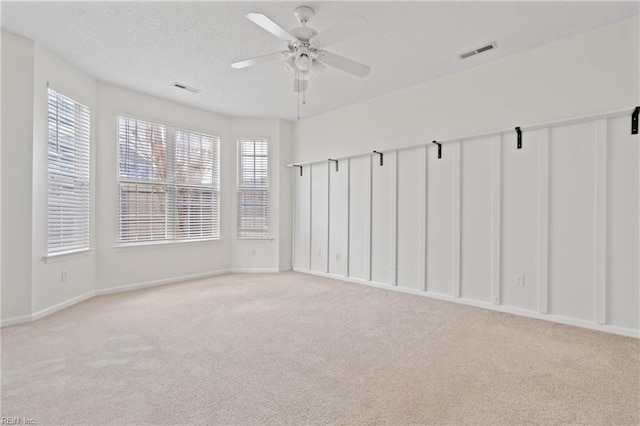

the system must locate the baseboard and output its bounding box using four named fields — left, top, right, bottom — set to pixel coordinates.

left=1, top=269, right=231, bottom=328
left=31, top=290, right=97, bottom=322
left=95, top=269, right=231, bottom=296
left=230, top=268, right=280, bottom=274
left=293, top=268, right=640, bottom=339
left=0, top=313, right=33, bottom=328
